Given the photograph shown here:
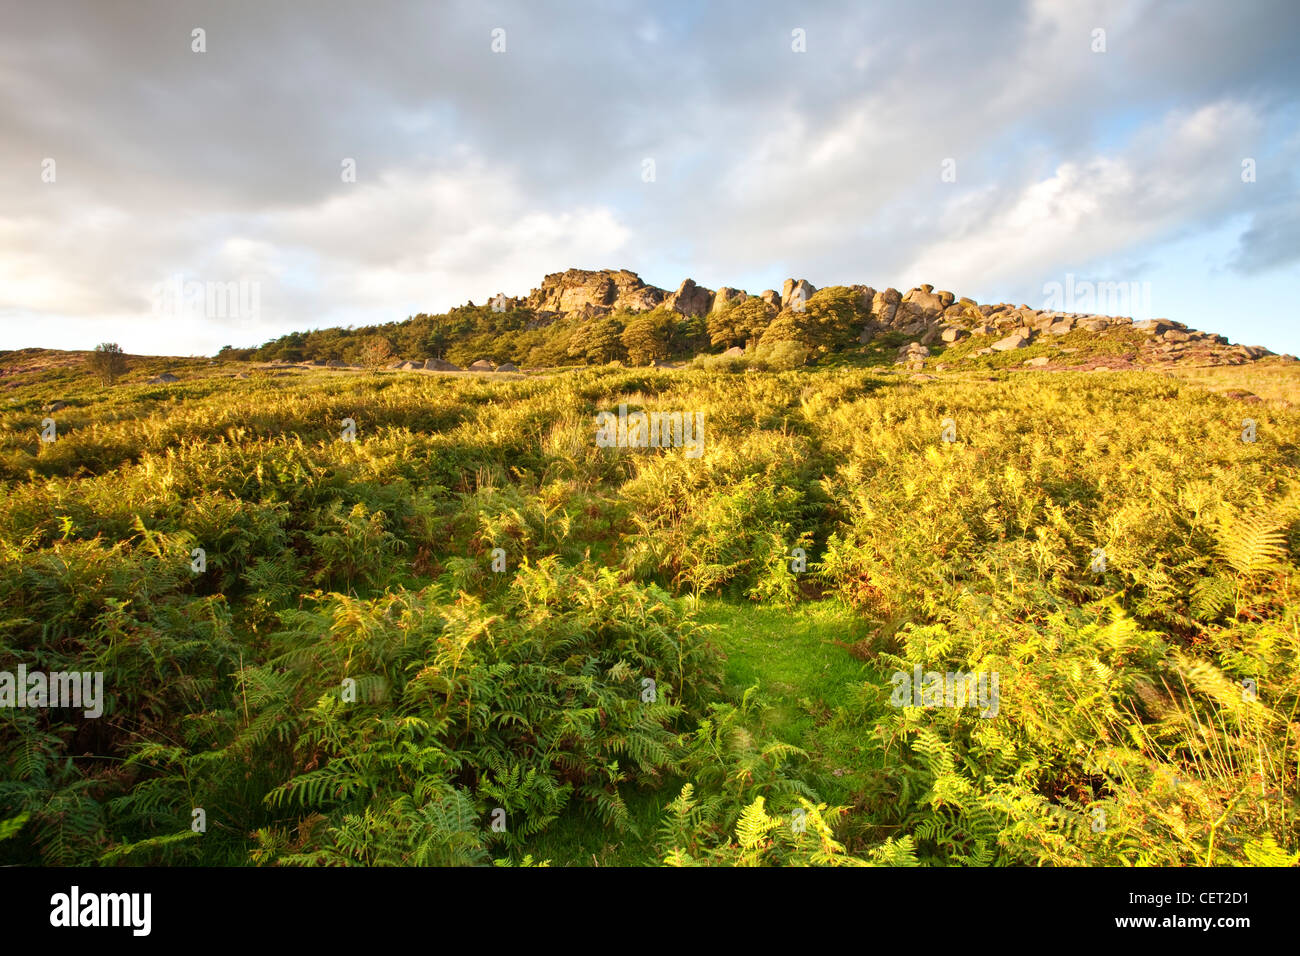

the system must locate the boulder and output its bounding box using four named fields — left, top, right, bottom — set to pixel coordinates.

left=666, top=278, right=715, bottom=317
left=759, top=289, right=782, bottom=309
left=902, top=286, right=946, bottom=315
left=1134, top=319, right=1172, bottom=334
left=712, top=288, right=747, bottom=313
left=871, top=288, right=901, bottom=327
left=524, top=268, right=666, bottom=315
left=147, top=372, right=179, bottom=383
left=45, top=400, right=67, bottom=413
left=1023, top=356, right=1050, bottom=367
left=495, top=362, right=520, bottom=372
left=991, top=332, right=1031, bottom=351
left=781, top=278, right=817, bottom=310
left=1048, top=319, right=1075, bottom=335
left=941, top=327, right=966, bottom=343
left=468, top=359, right=495, bottom=371
left=424, top=358, right=462, bottom=371
left=721, top=346, right=745, bottom=357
